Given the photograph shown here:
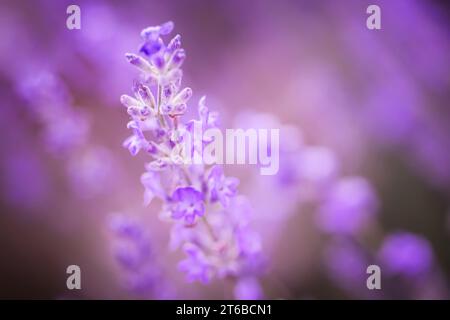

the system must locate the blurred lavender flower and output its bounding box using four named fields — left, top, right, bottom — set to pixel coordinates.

left=17, top=71, right=115, bottom=199
left=378, top=232, right=433, bottom=278
left=335, top=0, right=450, bottom=190
left=66, top=146, right=116, bottom=199
left=234, top=112, right=304, bottom=225
left=235, top=114, right=381, bottom=297
left=18, top=71, right=89, bottom=154
left=0, top=100, right=51, bottom=212
left=324, top=239, right=371, bottom=296
left=234, top=277, right=263, bottom=300
left=324, top=231, right=447, bottom=299
left=1, top=149, right=50, bottom=211
left=377, top=231, right=449, bottom=299
left=208, top=166, right=239, bottom=207
left=109, top=214, right=174, bottom=299
left=317, top=177, right=378, bottom=235
left=120, top=22, right=264, bottom=299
